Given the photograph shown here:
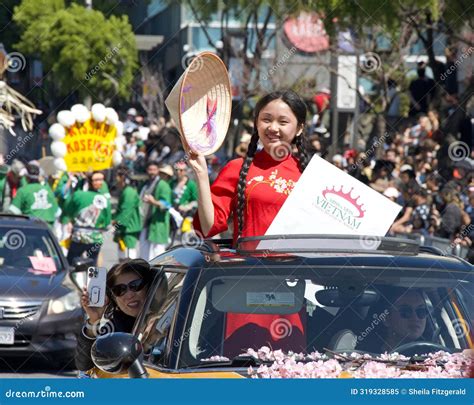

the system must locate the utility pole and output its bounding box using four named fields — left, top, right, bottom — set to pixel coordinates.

left=329, top=52, right=338, bottom=158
